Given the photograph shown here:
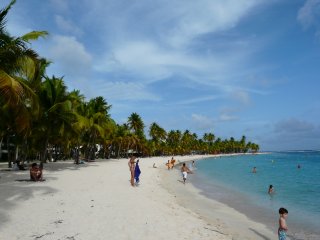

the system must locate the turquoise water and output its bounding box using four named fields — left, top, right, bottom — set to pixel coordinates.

left=192, top=152, right=320, bottom=239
